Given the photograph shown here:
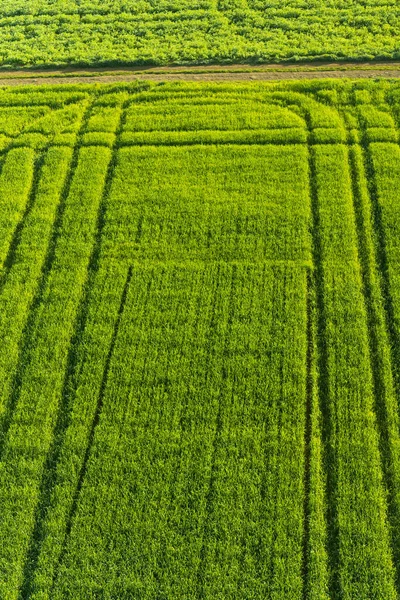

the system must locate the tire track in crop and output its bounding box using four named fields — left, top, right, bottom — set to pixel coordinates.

left=347, top=144, right=389, bottom=435
left=267, top=270, right=288, bottom=590
left=302, top=272, right=313, bottom=600
left=0, top=104, right=93, bottom=466
left=255, top=266, right=282, bottom=592
left=194, top=262, right=223, bottom=598
left=355, top=132, right=400, bottom=592
left=18, top=101, right=128, bottom=600
left=5, top=103, right=93, bottom=594
left=347, top=141, right=400, bottom=578
left=0, top=149, right=39, bottom=454
left=195, top=263, right=236, bottom=598
left=375, top=102, right=400, bottom=401
left=44, top=99, right=128, bottom=447
left=44, top=267, right=154, bottom=599
left=19, top=266, right=136, bottom=600
left=359, top=140, right=400, bottom=402
left=51, top=265, right=133, bottom=590
left=0, top=147, right=35, bottom=271
left=0, top=152, right=41, bottom=287
left=347, top=143, right=385, bottom=412
left=306, top=137, right=339, bottom=599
